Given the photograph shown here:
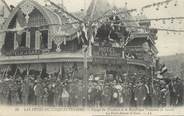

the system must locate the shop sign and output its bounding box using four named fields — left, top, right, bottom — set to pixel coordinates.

left=5, top=48, right=42, bottom=56
left=92, top=46, right=122, bottom=58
